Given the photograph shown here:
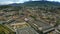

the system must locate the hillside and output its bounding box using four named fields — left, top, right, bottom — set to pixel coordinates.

left=22, top=1, right=60, bottom=7
left=0, top=24, right=15, bottom=34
